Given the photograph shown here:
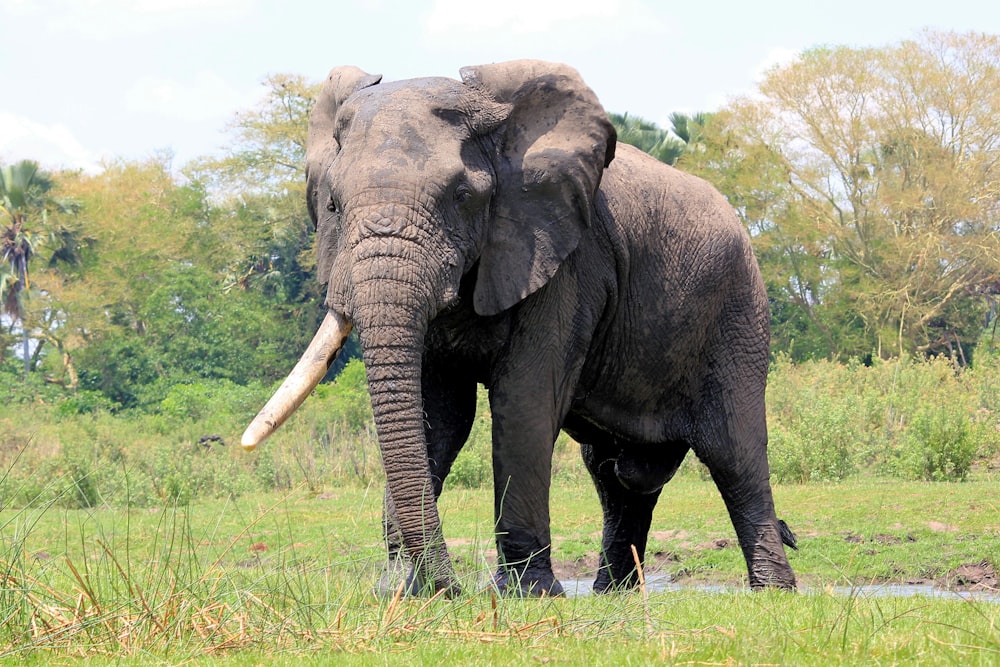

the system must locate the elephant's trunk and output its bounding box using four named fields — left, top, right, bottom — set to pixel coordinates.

left=350, top=257, right=460, bottom=594
left=241, top=310, right=352, bottom=450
